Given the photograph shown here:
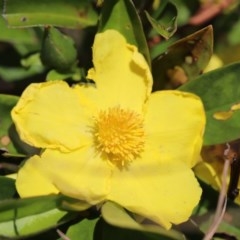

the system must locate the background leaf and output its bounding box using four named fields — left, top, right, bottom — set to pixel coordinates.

left=152, top=25, right=213, bottom=91
left=98, top=0, right=150, bottom=65
left=0, top=94, right=19, bottom=153
left=0, top=176, right=16, bottom=200
left=66, top=218, right=98, bottom=240
left=179, top=62, right=240, bottom=145
left=2, top=0, right=98, bottom=29
left=0, top=16, right=39, bottom=56
left=96, top=218, right=182, bottom=240
left=101, top=201, right=184, bottom=240
left=0, top=53, right=45, bottom=82
left=40, top=27, right=77, bottom=72
left=0, top=194, right=79, bottom=238
left=145, top=0, right=177, bottom=39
